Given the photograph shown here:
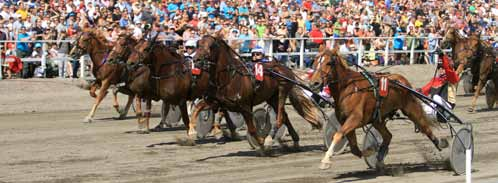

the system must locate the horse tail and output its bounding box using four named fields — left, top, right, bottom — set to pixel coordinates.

left=288, top=86, right=325, bottom=130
